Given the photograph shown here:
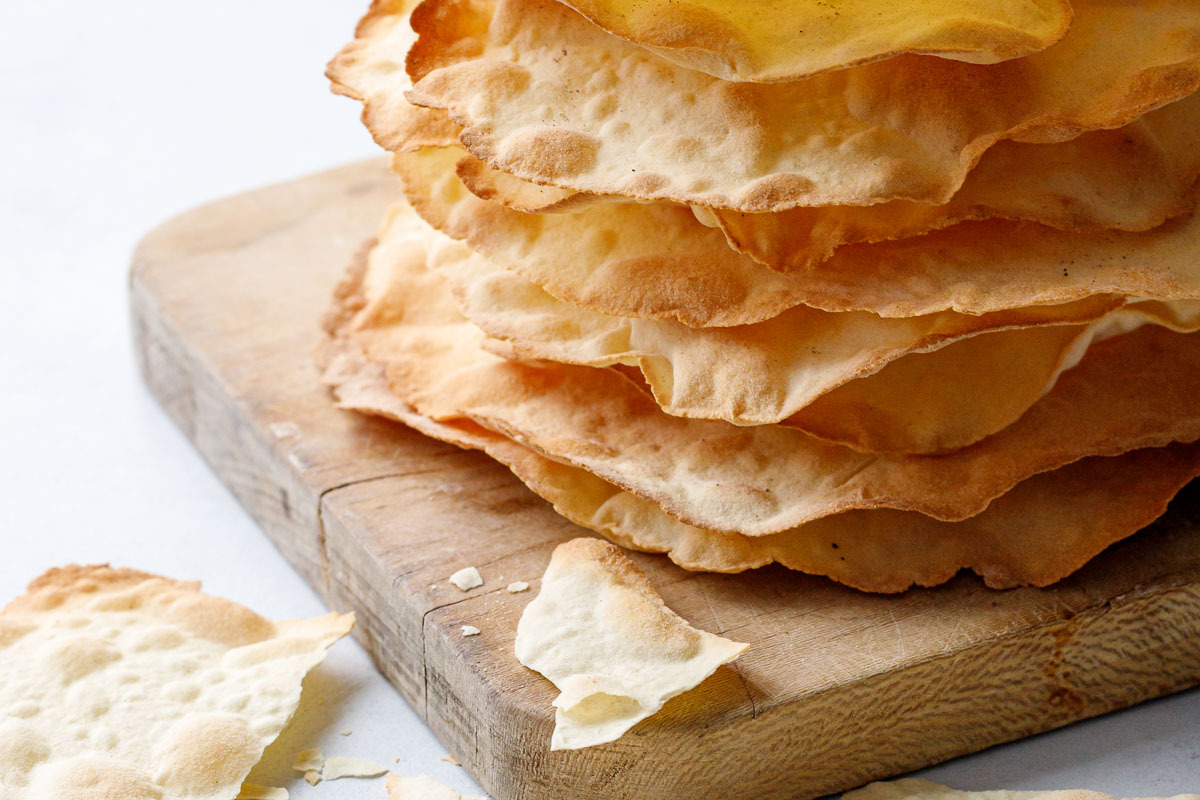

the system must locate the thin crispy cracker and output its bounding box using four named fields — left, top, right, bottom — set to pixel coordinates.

left=322, top=335, right=1200, bottom=592
left=0, top=567, right=352, bottom=799
left=396, top=141, right=1200, bottom=322
left=515, top=538, right=745, bottom=750
left=553, top=0, right=1072, bottom=82
left=709, top=93, right=1200, bottom=270
left=426, top=212, right=1198, bottom=449
left=399, top=0, right=1200, bottom=210
left=330, top=213, right=1200, bottom=536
